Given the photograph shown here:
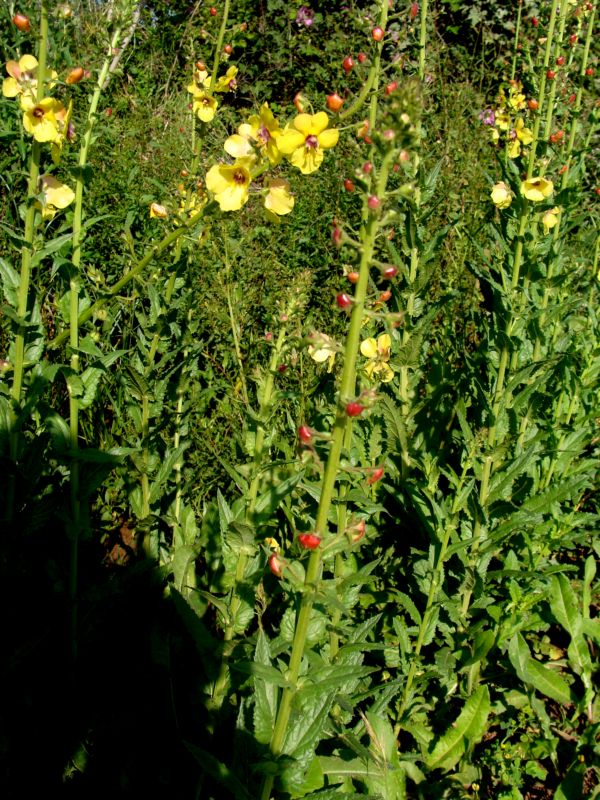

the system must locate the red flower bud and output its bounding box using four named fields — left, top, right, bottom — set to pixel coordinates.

left=342, top=56, right=354, bottom=74
left=268, top=553, right=283, bottom=577
left=385, top=80, right=398, bottom=95
left=357, top=52, right=367, bottom=63
left=298, top=425, right=313, bottom=444
left=332, top=225, right=343, bottom=247
left=336, top=292, right=352, bottom=309
left=379, top=290, right=392, bottom=302
left=346, top=402, right=365, bottom=417
left=549, top=130, right=564, bottom=144
left=569, top=34, right=577, bottom=45
left=326, top=92, right=344, bottom=112
left=585, top=67, right=594, bottom=76
left=528, top=98, right=539, bottom=110
left=362, top=161, right=373, bottom=174
left=209, top=6, right=217, bottom=16
left=367, top=466, right=385, bottom=485
left=381, top=265, right=398, bottom=279
left=343, top=178, right=355, bottom=192
left=409, top=3, right=419, bottom=19
left=556, top=55, right=565, bottom=66
left=12, top=12, right=30, bottom=32
left=347, top=271, right=359, bottom=284
left=531, top=16, right=539, bottom=26
left=367, top=195, right=381, bottom=210
left=372, top=26, right=384, bottom=41
left=568, top=93, right=576, bottom=103
left=546, top=69, right=556, bottom=79
left=223, top=43, right=233, bottom=54
left=298, top=533, right=321, bottom=550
